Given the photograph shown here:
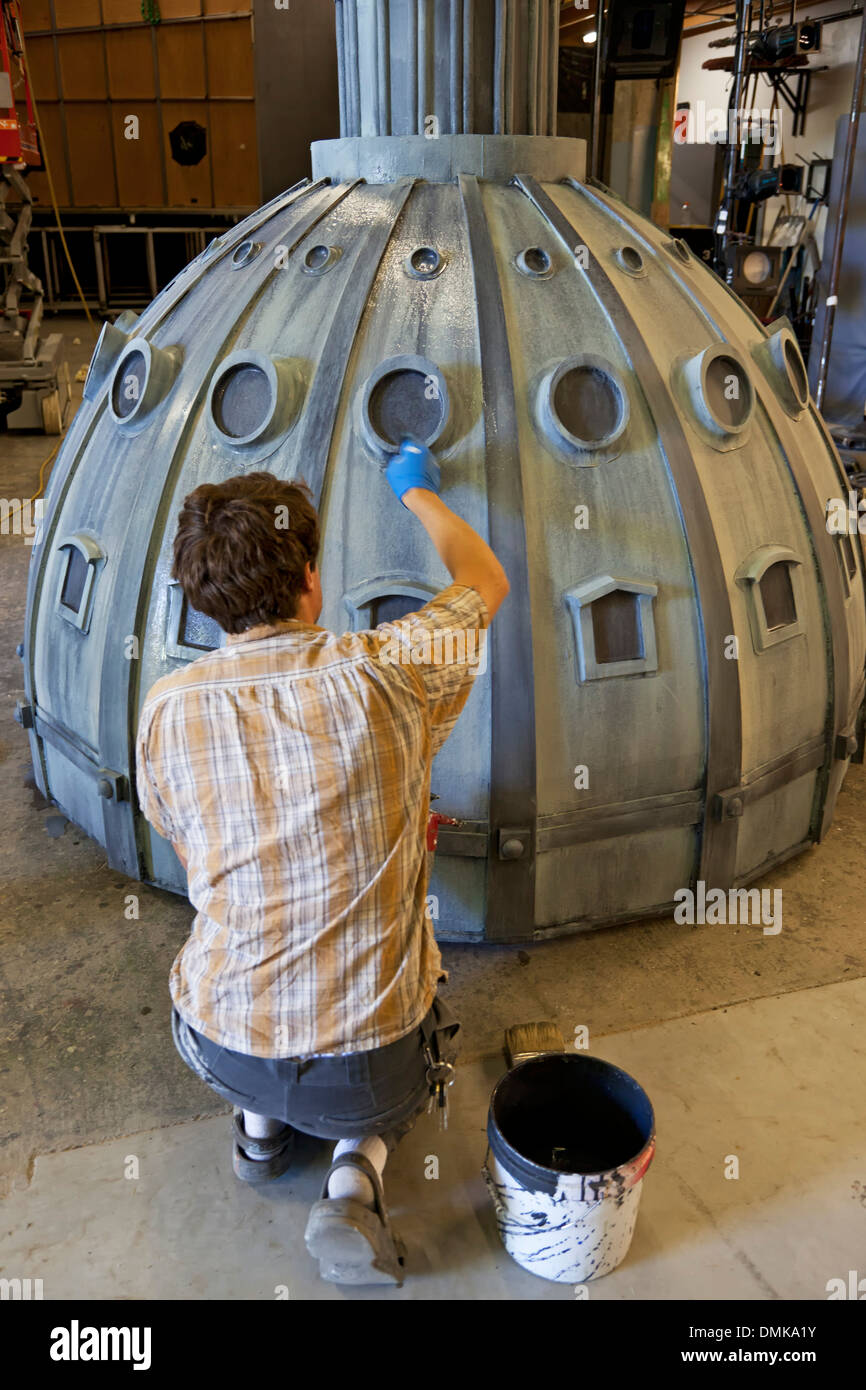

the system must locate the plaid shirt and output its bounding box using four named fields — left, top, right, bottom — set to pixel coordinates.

left=135, top=582, right=489, bottom=1058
